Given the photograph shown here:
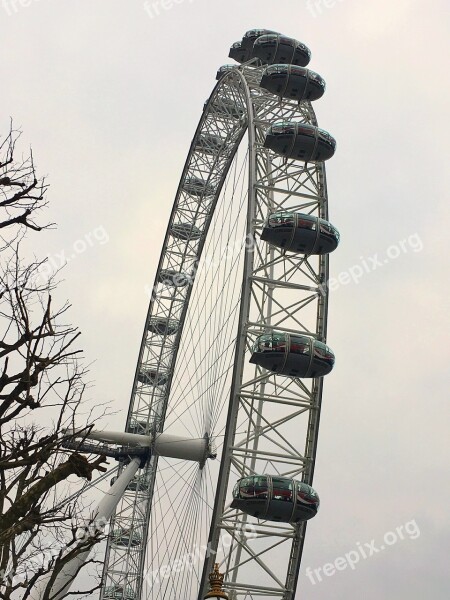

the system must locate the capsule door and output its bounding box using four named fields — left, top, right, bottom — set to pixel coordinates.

left=267, top=476, right=296, bottom=522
